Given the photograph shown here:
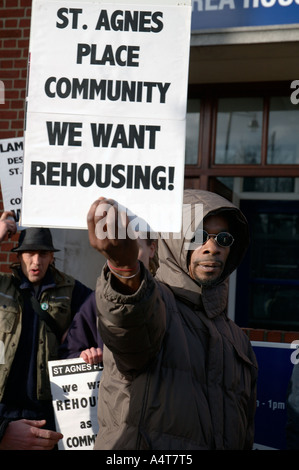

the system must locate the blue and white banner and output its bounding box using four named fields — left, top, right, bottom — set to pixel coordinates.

left=252, top=341, right=297, bottom=450
left=191, top=0, right=299, bottom=31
